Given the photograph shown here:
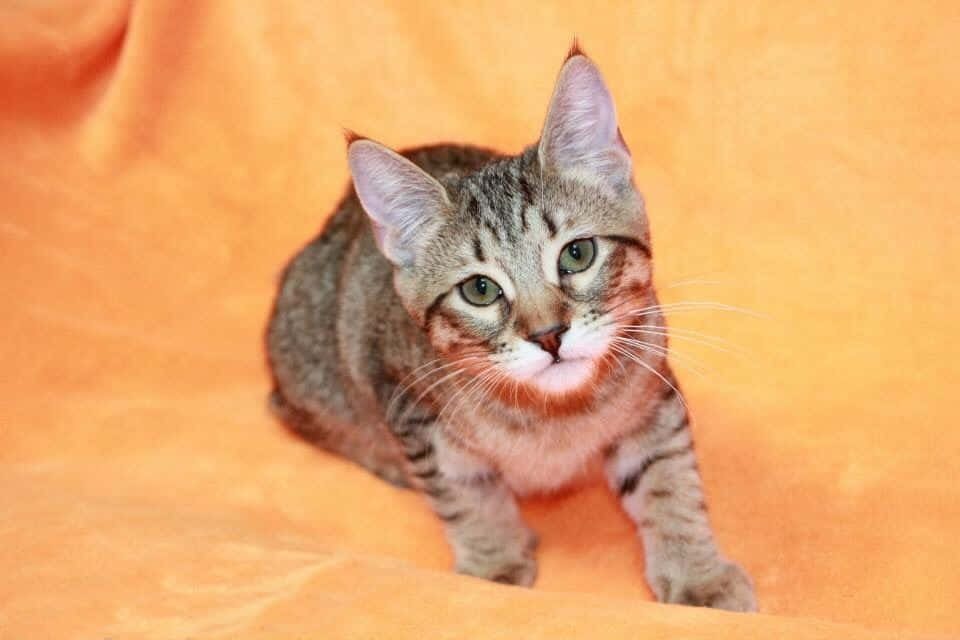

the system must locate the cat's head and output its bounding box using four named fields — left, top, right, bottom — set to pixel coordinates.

left=347, top=46, right=653, bottom=409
